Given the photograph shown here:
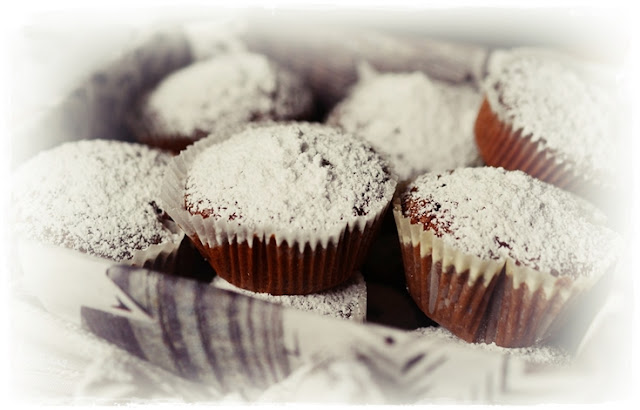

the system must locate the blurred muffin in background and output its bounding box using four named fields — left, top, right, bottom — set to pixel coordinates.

left=127, top=52, right=315, bottom=152
left=327, top=64, right=483, bottom=182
